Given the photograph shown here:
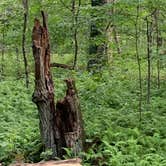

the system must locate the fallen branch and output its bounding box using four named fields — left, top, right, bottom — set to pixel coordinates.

left=10, top=158, right=82, bottom=166
left=51, top=63, right=74, bottom=70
